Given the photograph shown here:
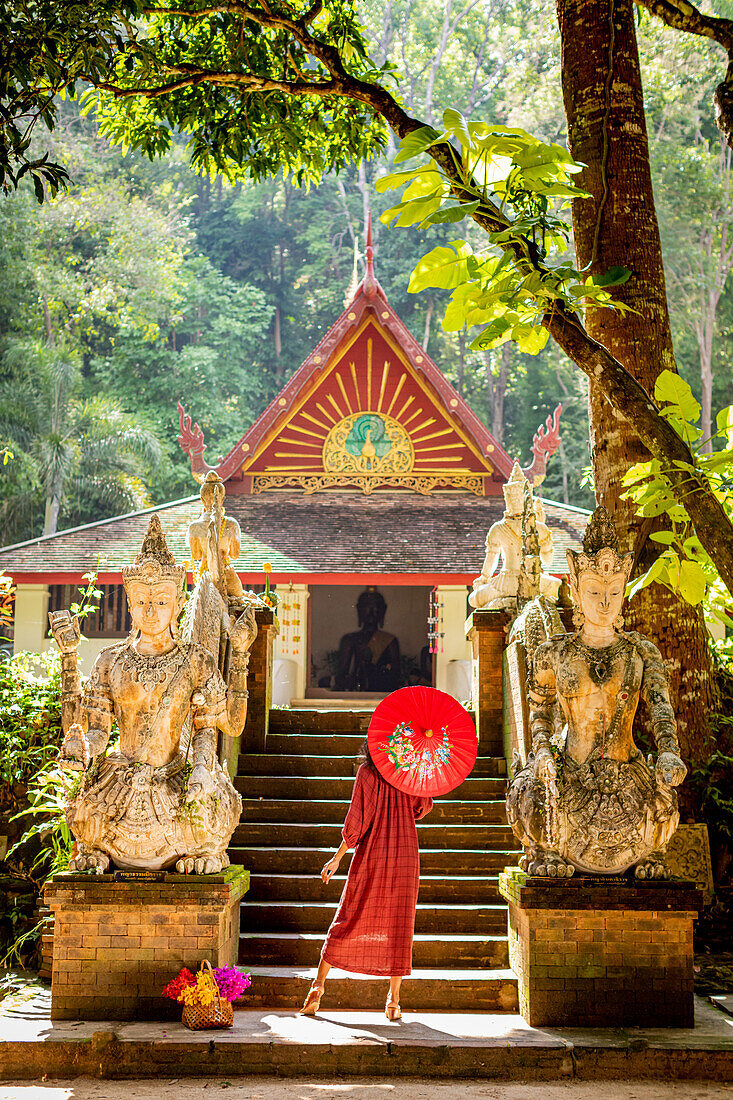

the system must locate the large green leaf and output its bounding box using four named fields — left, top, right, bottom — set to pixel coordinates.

left=678, top=559, right=707, bottom=605
left=393, top=126, right=441, bottom=165
left=443, top=108, right=473, bottom=150
left=407, top=242, right=474, bottom=292
left=654, top=369, right=701, bottom=423
left=716, top=404, right=733, bottom=447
